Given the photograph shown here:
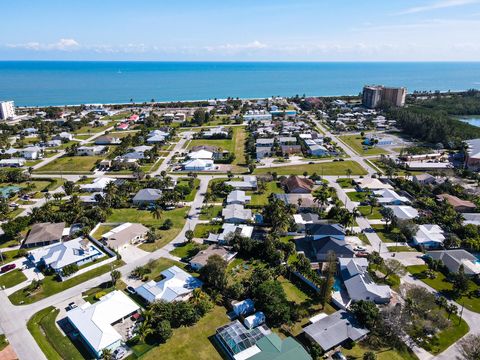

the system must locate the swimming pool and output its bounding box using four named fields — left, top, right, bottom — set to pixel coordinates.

left=333, top=277, right=342, bottom=291
left=0, top=185, right=21, bottom=198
